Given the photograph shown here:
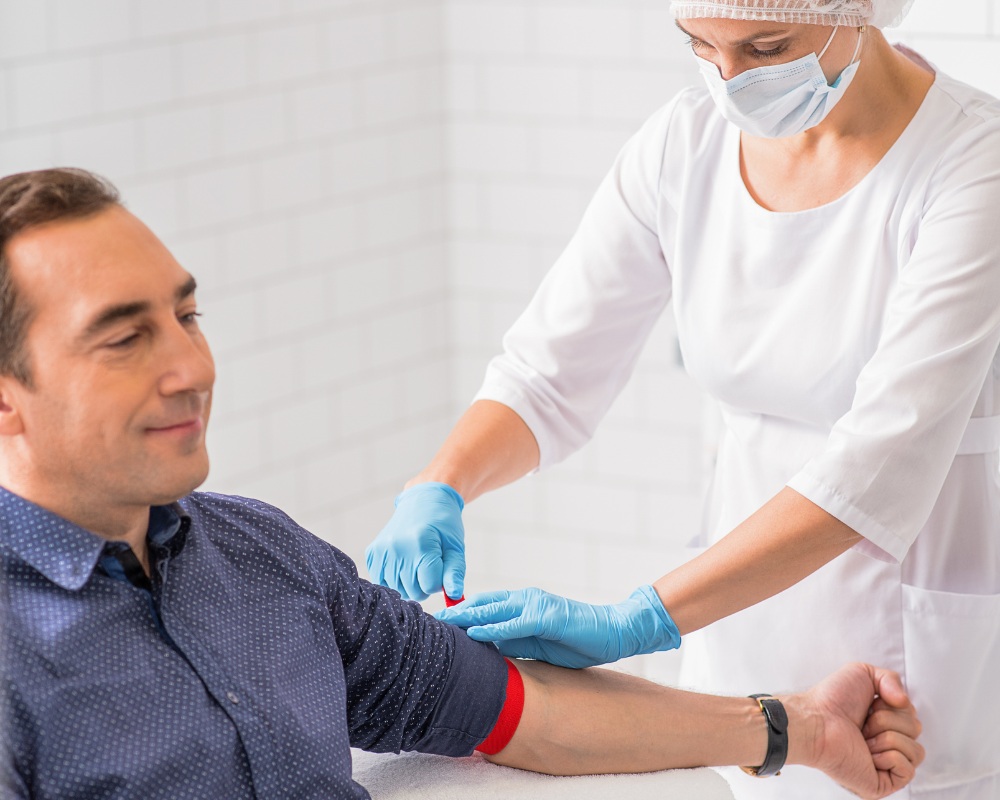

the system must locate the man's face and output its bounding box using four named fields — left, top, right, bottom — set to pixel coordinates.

left=1, top=206, right=215, bottom=515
